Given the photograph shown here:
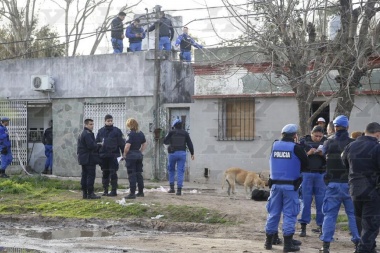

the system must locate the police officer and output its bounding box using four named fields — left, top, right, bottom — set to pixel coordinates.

left=77, top=119, right=102, bottom=199
left=265, top=124, right=308, bottom=252
left=123, top=118, right=147, bottom=199
left=111, top=12, right=126, bottom=53
left=125, top=18, right=146, bottom=52
left=298, top=126, right=327, bottom=237
left=147, top=11, right=174, bottom=50
left=174, top=27, right=203, bottom=62
left=342, top=122, right=380, bottom=253
left=42, top=120, right=53, bottom=175
left=163, top=118, right=194, bottom=196
left=96, top=114, right=125, bottom=197
left=319, top=115, right=360, bottom=253
left=0, top=117, right=13, bottom=178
